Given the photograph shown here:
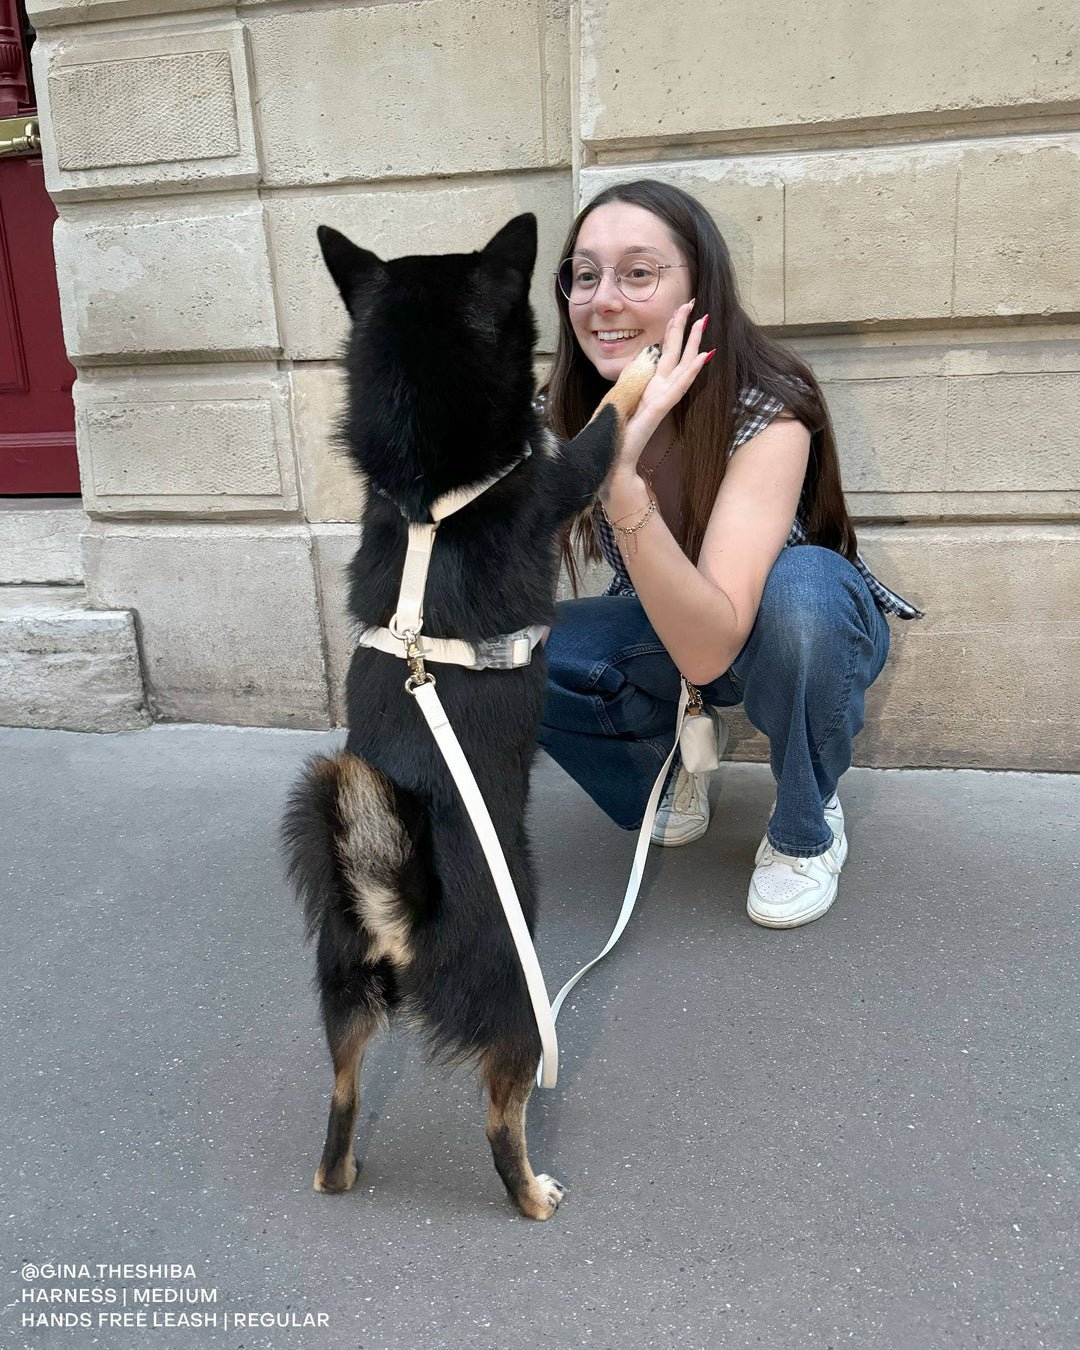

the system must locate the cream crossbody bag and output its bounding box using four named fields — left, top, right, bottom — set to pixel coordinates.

left=677, top=679, right=723, bottom=773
